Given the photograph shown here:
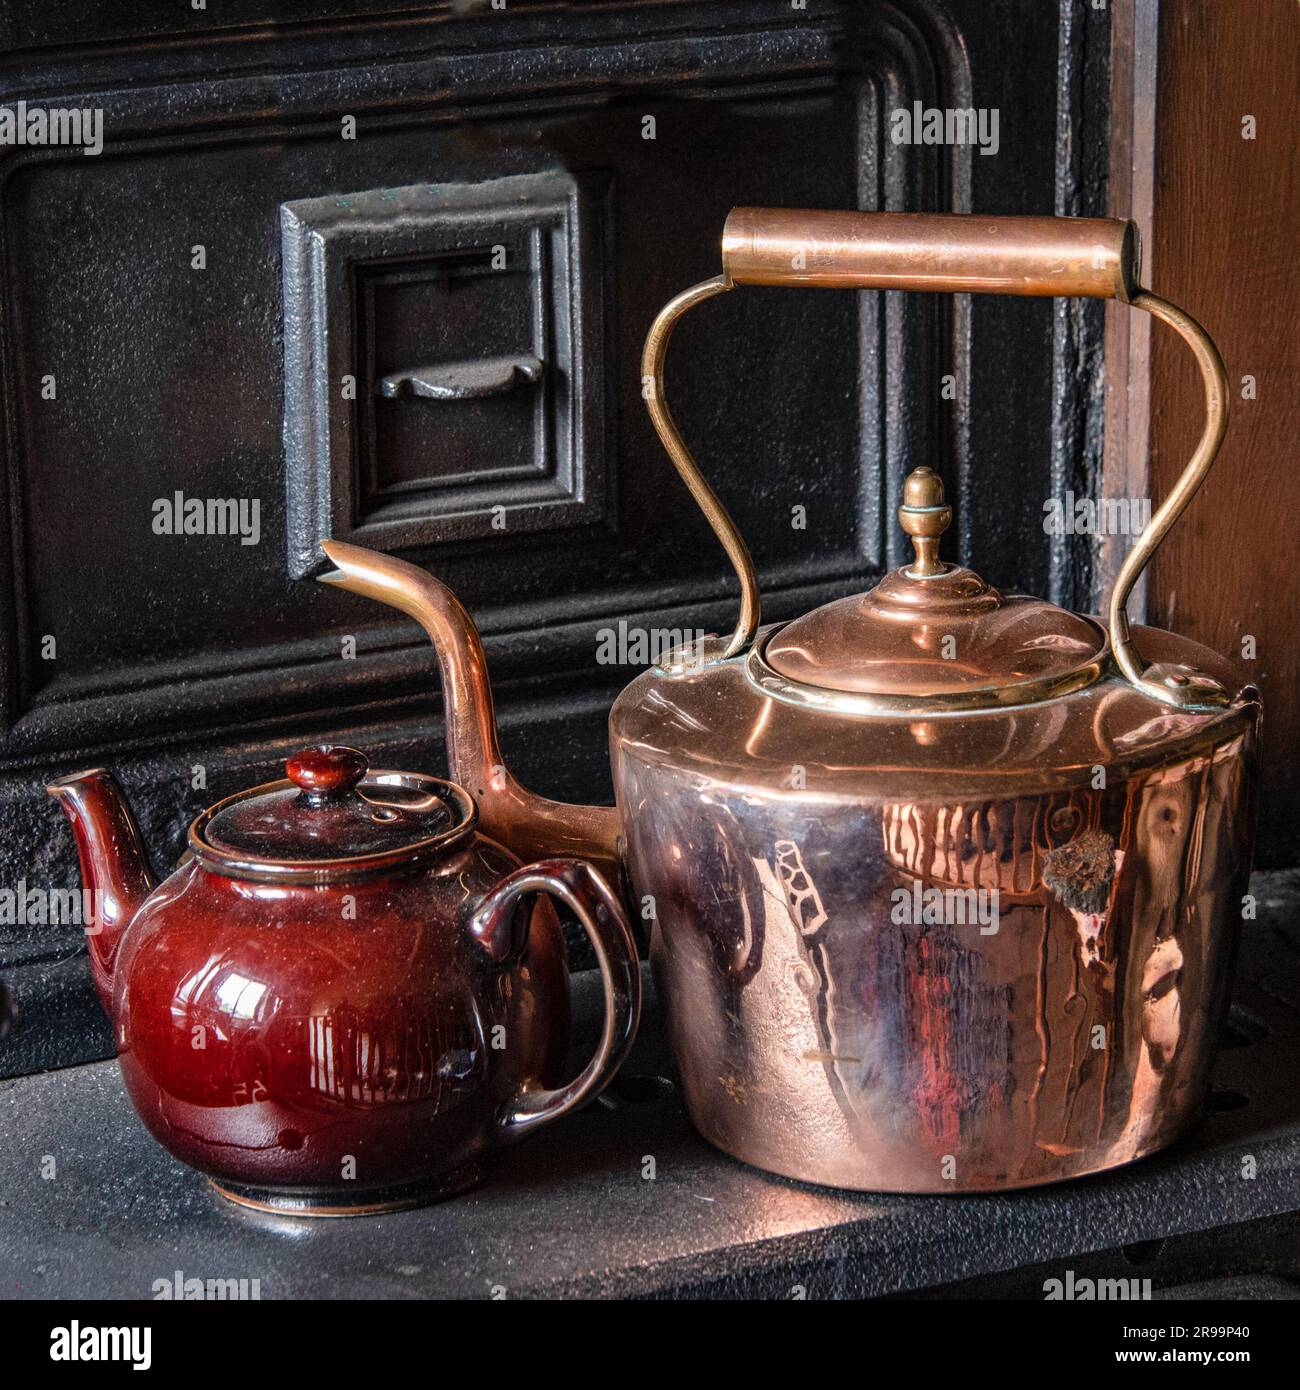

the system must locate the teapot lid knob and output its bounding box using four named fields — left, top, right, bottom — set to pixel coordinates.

left=898, top=467, right=952, bottom=578
left=286, top=745, right=369, bottom=798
